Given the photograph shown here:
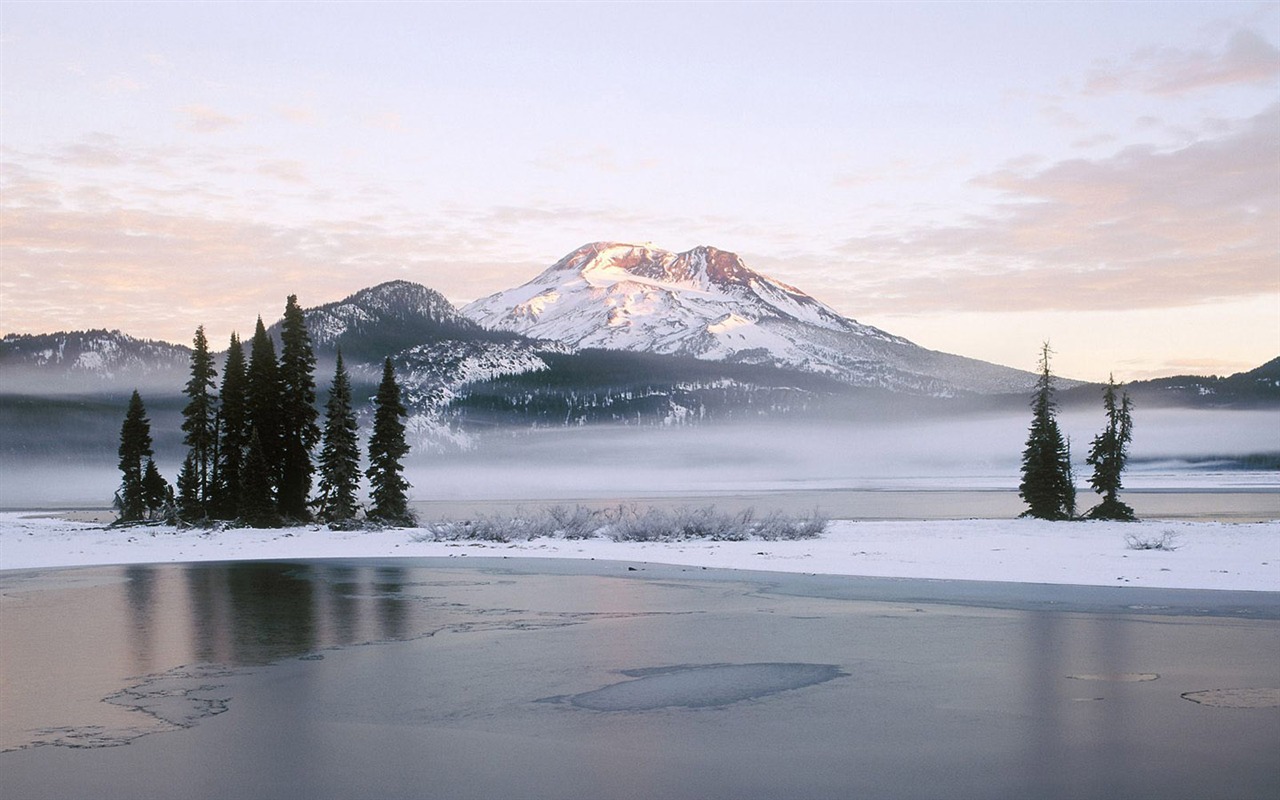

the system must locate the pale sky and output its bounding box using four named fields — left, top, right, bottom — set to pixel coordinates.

left=2, top=1, right=1277, bottom=382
